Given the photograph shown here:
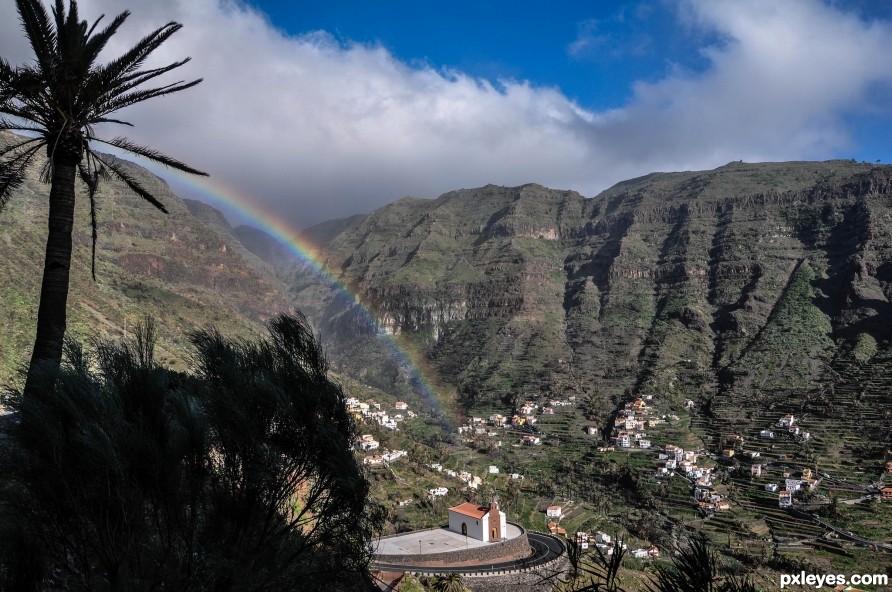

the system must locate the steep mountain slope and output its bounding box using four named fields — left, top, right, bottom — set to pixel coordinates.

left=292, top=161, right=892, bottom=456
left=0, top=132, right=294, bottom=387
